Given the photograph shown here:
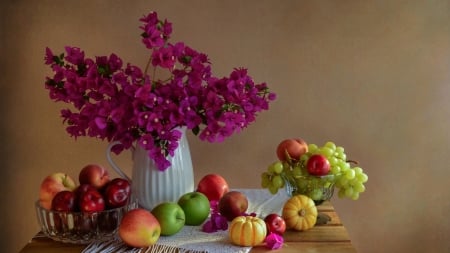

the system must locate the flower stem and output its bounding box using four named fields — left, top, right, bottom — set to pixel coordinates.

left=144, top=55, right=152, bottom=78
